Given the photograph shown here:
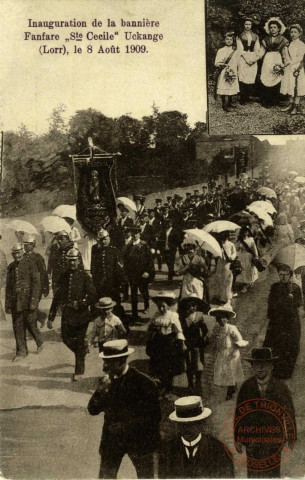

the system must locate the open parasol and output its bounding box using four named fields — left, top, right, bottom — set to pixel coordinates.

left=7, top=220, right=39, bottom=235
left=273, top=243, right=305, bottom=271
left=184, top=228, right=222, bottom=257
left=293, top=176, right=305, bottom=185
left=257, top=187, right=277, bottom=199
left=246, top=206, right=273, bottom=226
left=40, top=216, right=72, bottom=234
left=248, top=201, right=276, bottom=215
left=203, top=220, right=240, bottom=233
left=52, top=204, right=76, bottom=220
left=116, top=197, right=137, bottom=212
